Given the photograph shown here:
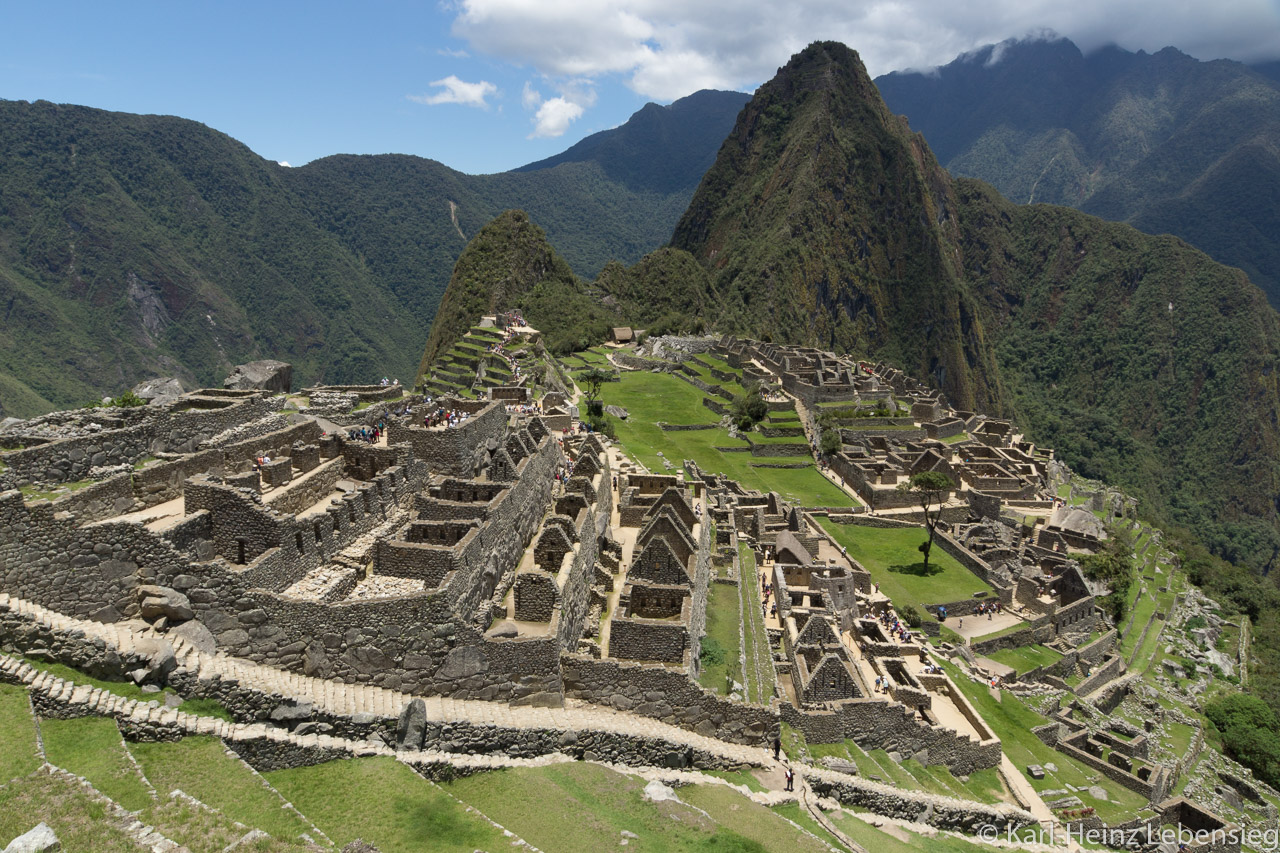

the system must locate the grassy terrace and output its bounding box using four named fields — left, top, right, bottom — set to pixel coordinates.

left=598, top=370, right=854, bottom=507
left=985, top=644, right=1063, bottom=675
left=737, top=543, right=776, bottom=705
left=40, top=717, right=153, bottom=812
left=446, top=762, right=832, bottom=852
left=817, top=520, right=990, bottom=610
left=0, top=683, right=39, bottom=784
left=698, top=582, right=743, bottom=695
left=268, top=756, right=509, bottom=852
left=131, top=736, right=314, bottom=842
